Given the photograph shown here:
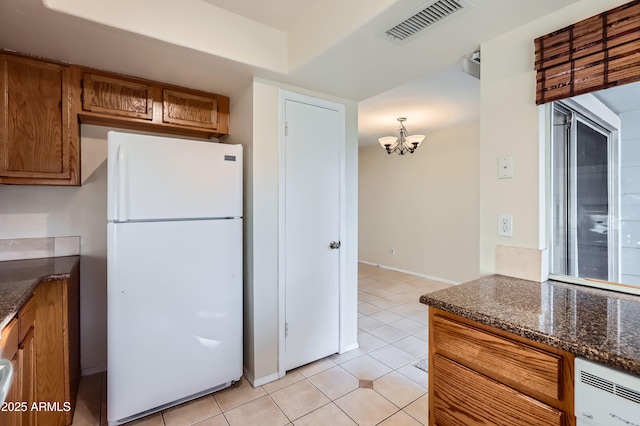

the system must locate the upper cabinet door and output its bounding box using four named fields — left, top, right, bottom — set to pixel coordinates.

left=82, top=73, right=154, bottom=120
left=0, top=54, right=79, bottom=185
left=162, top=89, right=218, bottom=130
